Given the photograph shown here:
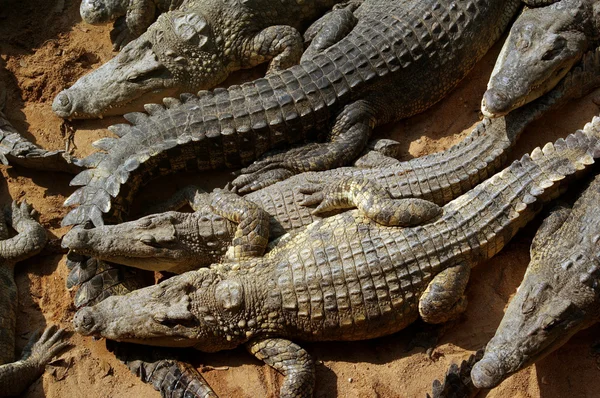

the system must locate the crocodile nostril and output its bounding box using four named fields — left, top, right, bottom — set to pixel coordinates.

left=471, top=356, right=504, bottom=389
left=482, top=88, right=511, bottom=116
left=73, top=307, right=96, bottom=334
left=52, top=92, right=74, bottom=117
